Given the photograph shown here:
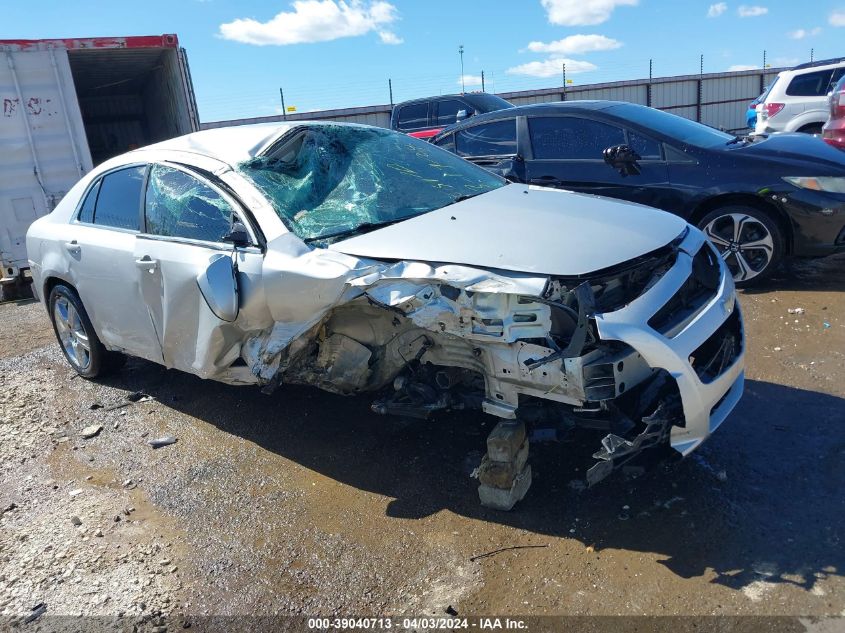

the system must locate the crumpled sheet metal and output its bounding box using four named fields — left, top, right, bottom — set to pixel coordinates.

left=243, top=246, right=552, bottom=385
